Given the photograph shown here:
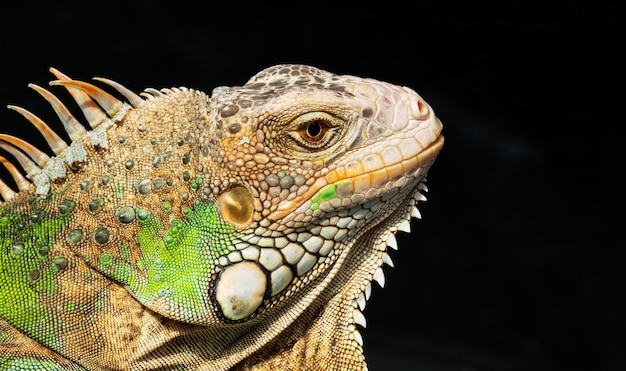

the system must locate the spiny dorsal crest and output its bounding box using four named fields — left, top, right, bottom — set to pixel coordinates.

left=0, top=68, right=144, bottom=200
